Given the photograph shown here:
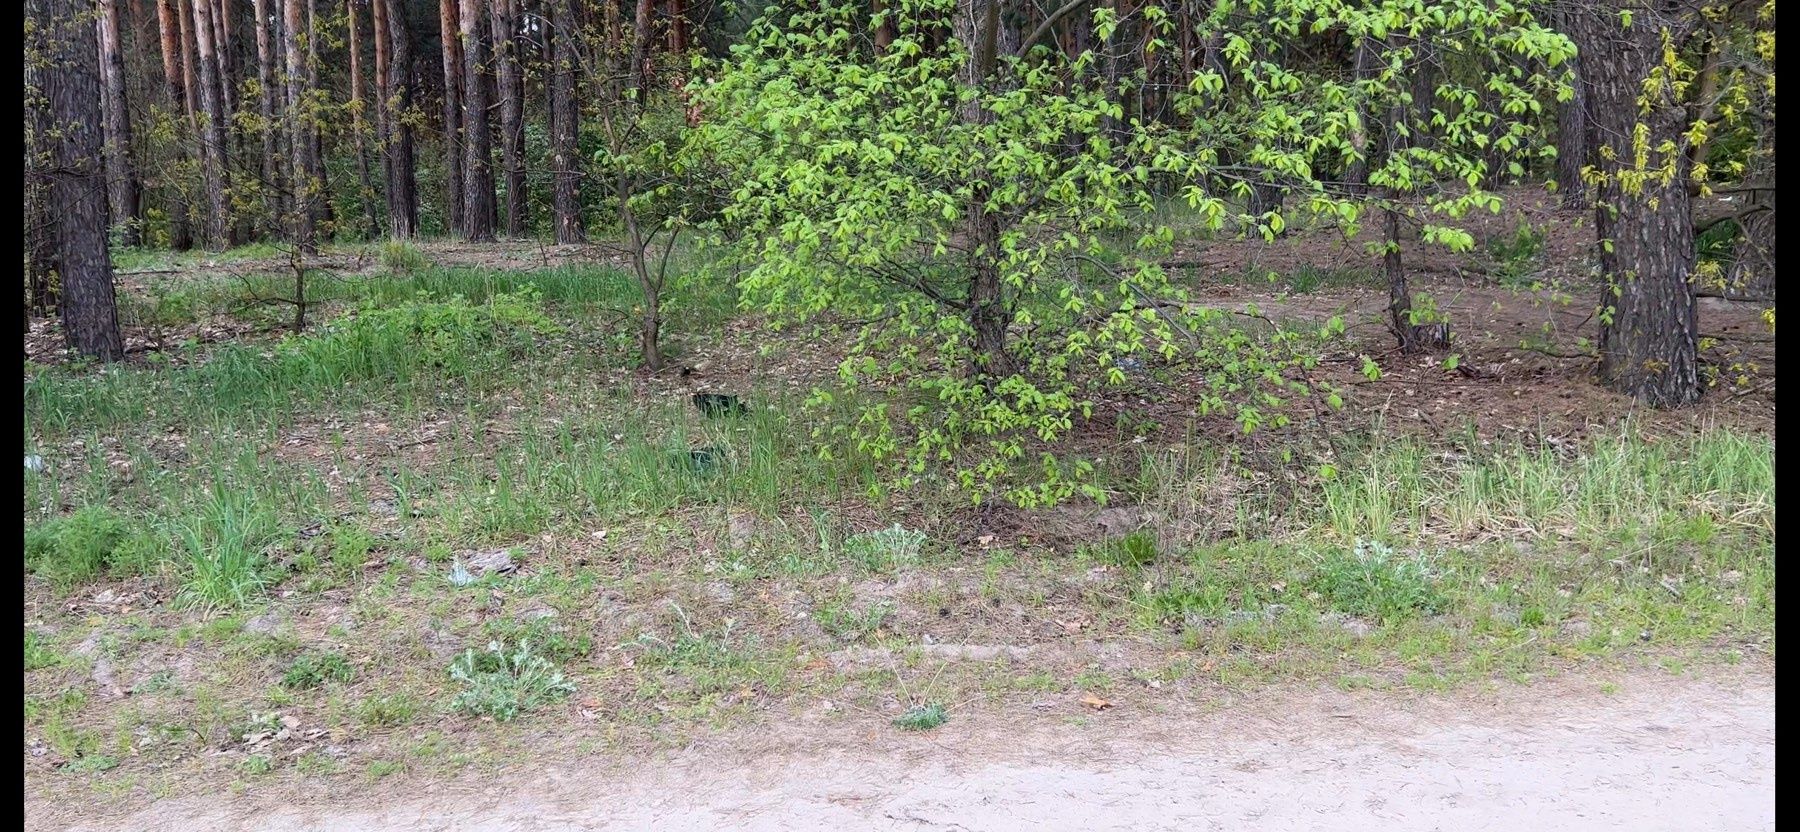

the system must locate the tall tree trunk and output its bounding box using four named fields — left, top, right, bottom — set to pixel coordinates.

left=460, top=0, right=497, bottom=241
left=35, top=0, right=126, bottom=361
left=96, top=0, right=143, bottom=246
left=955, top=0, right=1016, bottom=378
left=283, top=0, right=322, bottom=252
left=254, top=0, right=288, bottom=233
left=663, top=0, right=686, bottom=53
left=154, top=0, right=194, bottom=249
left=218, top=0, right=254, bottom=245
left=491, top=0, right=527, bottom=235
left=873, top=0, right=894, bottom=54
left=546, top=0, right=585, bottom=243
left=1555, top=22, right=1588, bottom=208
left=1341, top=37, right=1375, bottom=195
left=1381, top=40, right=1448, bottom=354
left=630, top=0, right=654, bottom=98
left=439, top=0, right=466, bottom=232
left=376, top=0, right=418, bottom=236
left=347, top=0, right=382, bottom=238
left=26, top=58, right=60, bottom=315
left=1723, top=125, right=1775, bottom=301
left=1573, top=4, right=1702, bottom=407
left=190, top=0, right=232, bottom=249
